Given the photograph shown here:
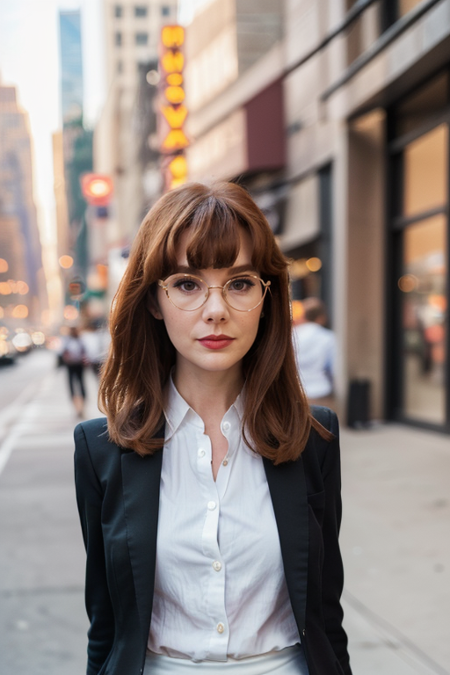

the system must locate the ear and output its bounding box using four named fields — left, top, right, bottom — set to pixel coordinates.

left=147, top=291, right=163, bottom=320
